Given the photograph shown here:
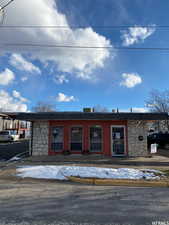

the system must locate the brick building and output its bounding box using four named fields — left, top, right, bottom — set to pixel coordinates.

left=11, top=111, right=168, bottom=157
left=0, top=113, right=30, bottom=138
